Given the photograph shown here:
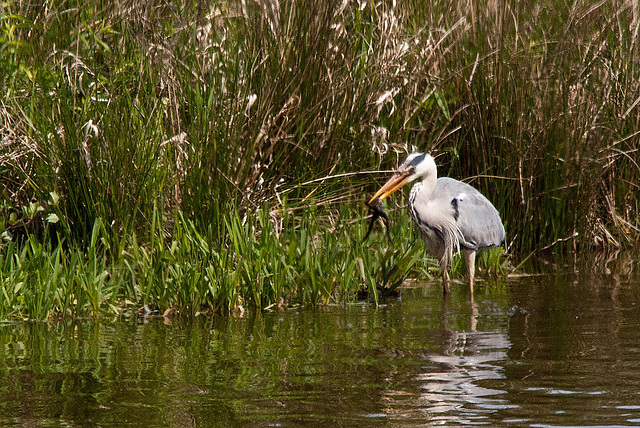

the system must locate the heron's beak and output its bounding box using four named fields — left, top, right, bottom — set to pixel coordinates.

left=369, top=170, right=411, bottom=204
